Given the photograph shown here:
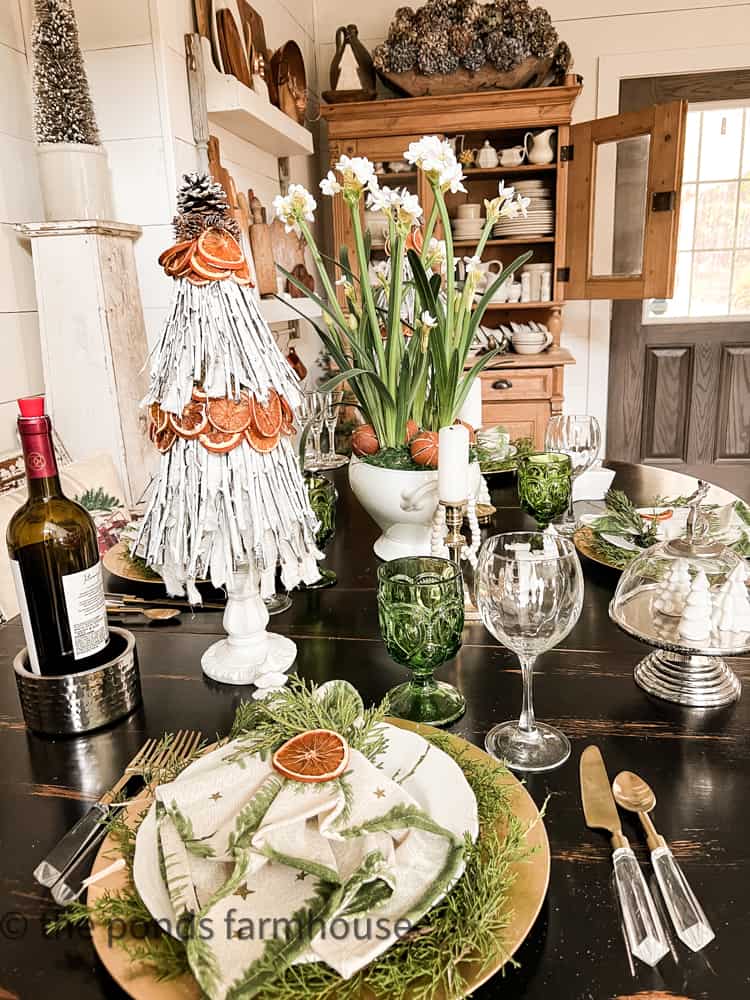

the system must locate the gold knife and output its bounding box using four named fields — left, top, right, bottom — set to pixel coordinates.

left=580, top=746, right=669, bottom=967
